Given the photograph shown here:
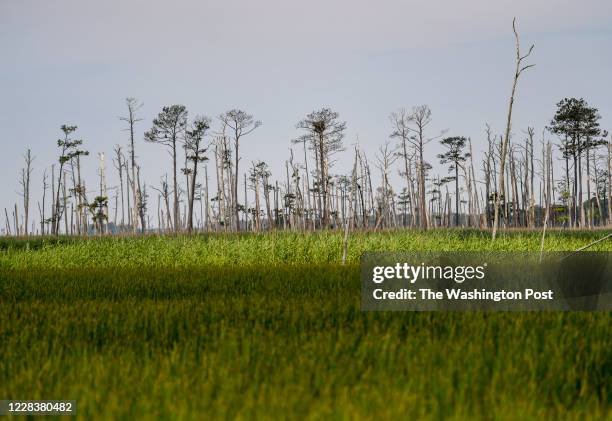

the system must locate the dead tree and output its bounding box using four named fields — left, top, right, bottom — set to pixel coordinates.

left=152, top=175, right=172, bottom=233
left=18, top=149, right=34, bottom=236
left=375, top=141, right=398, bottom=229
left=113, top=145, right=126, bottom=229
left=526, top=127, right=536, bottom=228
left=40, top=169, right=48, bottom=235
left=218, top=109, right=261, bottom=232
left=342, top=148, right=359, bottom=265
left=492, top=18, right=535, bottom=240
left=608, top=133, right=612, bottom=225
left=291, top=136, right=312, bottom=230
left=482, top=125, right=497, bottom=227
left=539, top=141, right=552, bottom=260
left=392, top=105, right=442, bottom=229
left=390, top=109, right=415, bottom=226
left=136, top=166, right=147, bottom=232
left=467, top=138, right=481, bottom=227
left=249, top=162, right=267, bottom=231
left=204, top=164, right=211, bottom=232
left=120, top=98, right=146, bottom=233
left=97, top=153, right=109, bottom=233
left=261, top=163, right=273, bottom=230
